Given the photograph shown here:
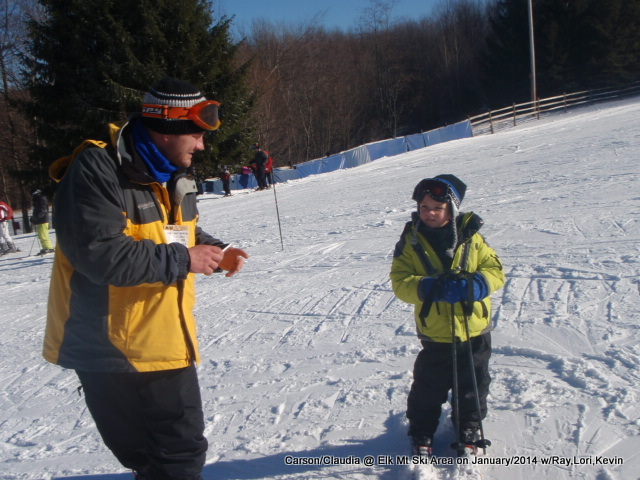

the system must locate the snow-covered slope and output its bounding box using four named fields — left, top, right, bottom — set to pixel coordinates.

left=1, top=98, right=639, bottom=480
